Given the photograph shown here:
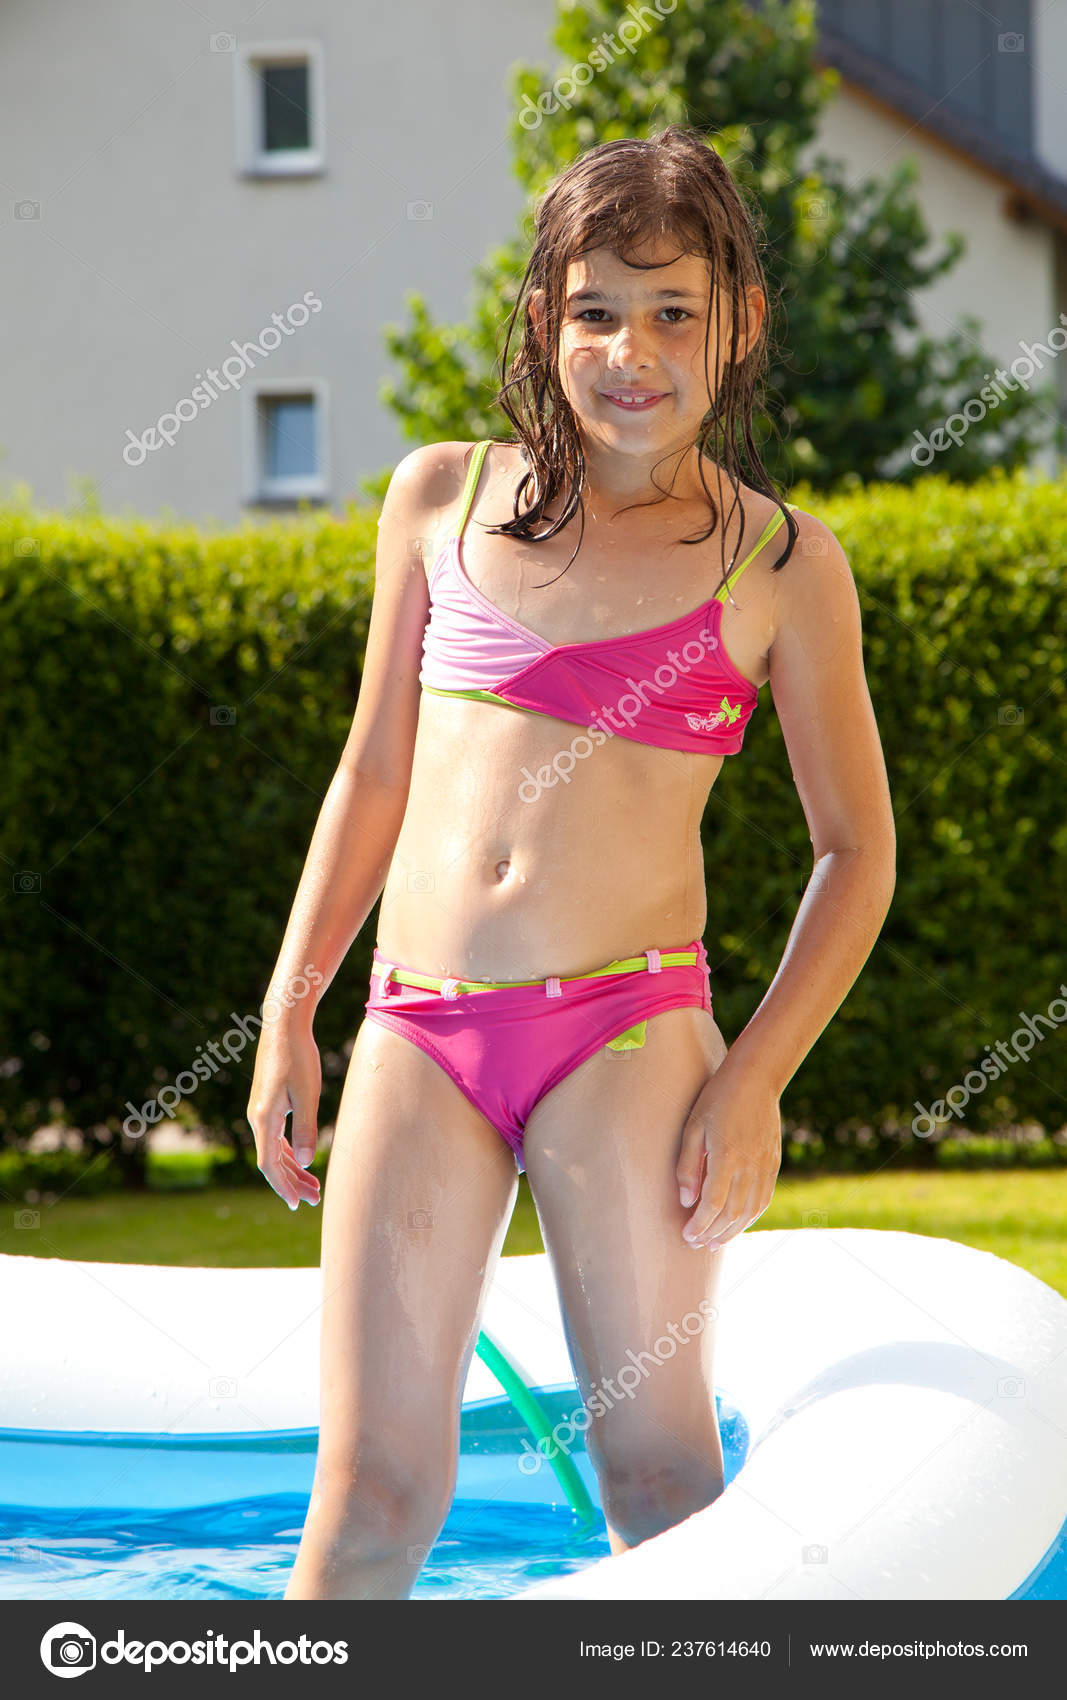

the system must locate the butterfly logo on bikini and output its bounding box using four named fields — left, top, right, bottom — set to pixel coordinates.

left=685, top=698, right=742, bottom=734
